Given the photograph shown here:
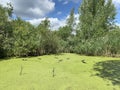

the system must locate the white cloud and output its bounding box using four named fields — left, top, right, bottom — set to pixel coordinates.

left=0, top=0, right=55, bottom=19
left=57, top=11, right=62, bottom=15
left=113, top=0, right=120, bottom=4
left=63, top=1, right=69, bottom=5
left=0, top=0, right=9, bottom=6
left=113, top=0, right=120, bottom=8
left=27, top=14, right=79, bottom=30
left=27, top=17, right=66, bottom=30
left=50, top=18, right=66, bottom=30
left=27, top=18, right=46, bottom=26
left=116, top=23, right=120, bottom=27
